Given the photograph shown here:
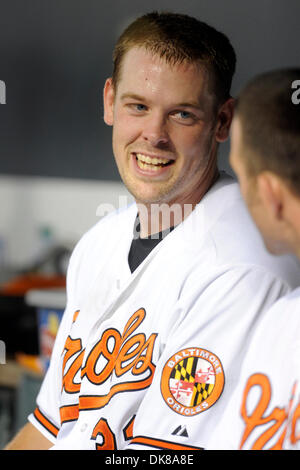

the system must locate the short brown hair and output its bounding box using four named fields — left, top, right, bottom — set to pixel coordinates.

left=235, top=68, right=300, bottom=196
left=112, top=11, right=236, bottom=108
